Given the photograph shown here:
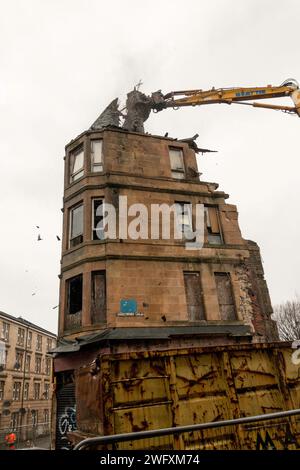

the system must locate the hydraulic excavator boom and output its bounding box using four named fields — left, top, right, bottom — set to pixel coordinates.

left=151, top=79, right=300, bottom=117
left=95, top=79, right=300, bottom=134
